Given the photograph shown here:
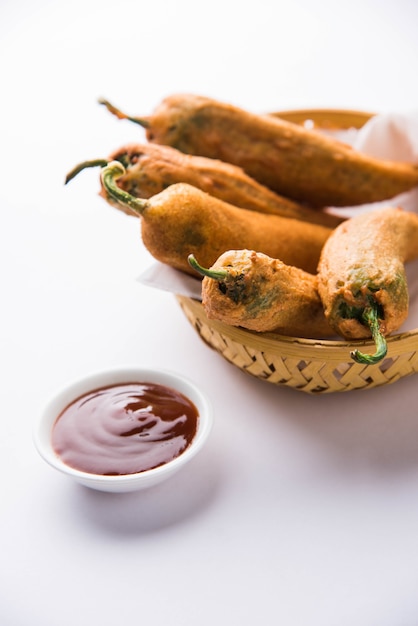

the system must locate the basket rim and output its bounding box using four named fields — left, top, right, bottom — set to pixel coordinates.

left=269, top=108, right=375, bottom=129
left=177, top=296, right=418, bottom=361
